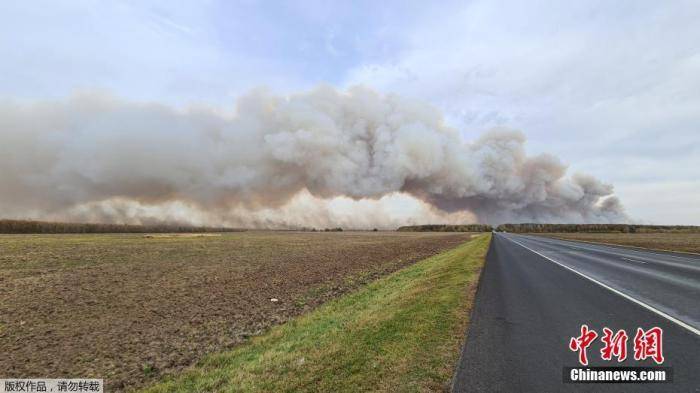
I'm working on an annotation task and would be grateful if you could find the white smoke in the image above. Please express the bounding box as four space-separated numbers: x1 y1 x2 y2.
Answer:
0 86 626 228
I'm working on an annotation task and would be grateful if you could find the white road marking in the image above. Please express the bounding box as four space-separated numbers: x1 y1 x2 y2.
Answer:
502 234 700 337
528 235 700 262
524 235 700 276
628 249 699 261
622 257 648 264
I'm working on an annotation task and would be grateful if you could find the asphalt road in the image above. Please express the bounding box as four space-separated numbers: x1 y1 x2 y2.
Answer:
452 233 700 392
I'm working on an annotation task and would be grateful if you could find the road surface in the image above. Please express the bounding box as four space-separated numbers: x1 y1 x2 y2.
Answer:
453 233 700 392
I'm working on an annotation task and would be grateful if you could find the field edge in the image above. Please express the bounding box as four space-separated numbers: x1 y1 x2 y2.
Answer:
140 234 492 392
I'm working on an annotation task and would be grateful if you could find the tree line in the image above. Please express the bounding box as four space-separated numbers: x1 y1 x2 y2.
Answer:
397 224 493 232
397 223 700 233
3 219 698 234
0 219 244 234
494 223 700 233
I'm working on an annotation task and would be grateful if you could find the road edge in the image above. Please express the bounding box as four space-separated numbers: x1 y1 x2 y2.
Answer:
505 234 700 337
450 233 496 392
537 234 700 257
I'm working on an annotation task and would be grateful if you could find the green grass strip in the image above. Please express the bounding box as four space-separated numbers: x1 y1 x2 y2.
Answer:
142 234 491 393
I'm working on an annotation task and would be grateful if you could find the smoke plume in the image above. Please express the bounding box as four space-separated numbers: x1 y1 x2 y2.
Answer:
0 86 626 228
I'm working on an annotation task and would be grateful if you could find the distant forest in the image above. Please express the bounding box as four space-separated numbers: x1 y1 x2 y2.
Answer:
3 220 699 234
397 224 493 232
398 223 700 233
494 223 700 233
0 219 244 234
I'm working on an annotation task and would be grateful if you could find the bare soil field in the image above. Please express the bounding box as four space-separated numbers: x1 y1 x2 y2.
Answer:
538 232 700 254
0 231 471 391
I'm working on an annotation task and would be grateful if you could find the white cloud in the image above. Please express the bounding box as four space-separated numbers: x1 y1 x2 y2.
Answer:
0 1 309 105
1 0 698 224
344 0 700 224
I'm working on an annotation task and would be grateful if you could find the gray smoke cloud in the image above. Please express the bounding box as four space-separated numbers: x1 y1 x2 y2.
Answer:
0 86 626 228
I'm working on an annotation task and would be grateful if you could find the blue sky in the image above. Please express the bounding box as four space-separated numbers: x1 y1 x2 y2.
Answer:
1 0 699 224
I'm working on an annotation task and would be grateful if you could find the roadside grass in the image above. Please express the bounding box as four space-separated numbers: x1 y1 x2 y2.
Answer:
142 234 491 393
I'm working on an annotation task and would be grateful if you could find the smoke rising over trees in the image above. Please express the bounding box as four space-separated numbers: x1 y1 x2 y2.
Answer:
0 86 627 228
